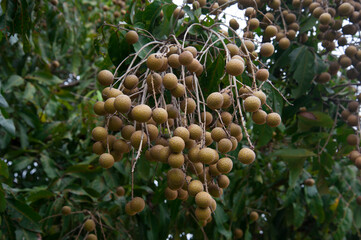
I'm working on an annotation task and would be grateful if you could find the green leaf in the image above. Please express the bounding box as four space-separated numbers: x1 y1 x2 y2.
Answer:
292 202 306 228
108 31 133 68
15 229 38 240
304 186 324 223
253 123 273 147
27 190 54 203
28 72 62 85
288 158 306 188
0 93 9 108
23 82 36 102
199 54 225 95
7 198 41 231
0 159 9 178
273 148 316 158
3 75 24 92
300 16 317 33
334 207 353 240
298 111 334 128
40 154 58 179
214 205 231 239
0 189 6 212
0 113 15 136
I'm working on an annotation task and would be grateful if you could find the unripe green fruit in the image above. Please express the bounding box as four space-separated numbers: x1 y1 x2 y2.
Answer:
125 31 139 44
244 96 261 112
130 197 145 213
92 127 107 141
97 70 114 86
238 147 255 164
99 153 114 168
84 219 96 232
266 112 281 127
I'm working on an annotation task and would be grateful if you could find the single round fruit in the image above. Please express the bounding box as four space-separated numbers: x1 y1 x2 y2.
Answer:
229 18 239 30
93 101 106 116
125 31 139 44
97 70 114 86
174 127 190 141
114 95 132 113
116 186 125 196
188 180 204 196
125 202 136 216
252 110 267 124
195 207 211 221
211 127 227 142
238 148 255 164
316 72 331 84
260 43 274 57
208 184 223 198
348 101 359 112
99 153 114 168
169 136 185 153
165 187 178 200
304 178 315 186
168 54 180 68
200 111 213 126
244 96 261 112
61 206 71 216
265 25 278 38
177 188 189 201
84 219 96 232
180 98 196 114
130 197 145 213
250 211 259 221
188 146 200 163
87 234 98 240
279 37 290 49
188 124 203 140
167 168 185 190
347 114 358 126
152 108 168 124
131 104 152 122
222 93 232 109
234 228 244 239
207 92 224 110
93 141 105 155
349 150 361 162
92 127 107 141
195 191 212 208
217 157 233 174
319 13 331 25
347 134 359 146
255 69 269 81
121 125 135 140
163 73 178 90
124 75 139 89
266 112 281 127
220 112 232 126
130 131 148 149
218 138 232 153
147 54 163 71
179 51 194 65
168 153 185 168
218 175 230 189
226 59 245 76
171 83 185 97
104 98 116 114
199 147 217 164
108 116 123 131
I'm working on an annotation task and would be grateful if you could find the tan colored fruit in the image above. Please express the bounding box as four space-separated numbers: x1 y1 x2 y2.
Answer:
347 134 359 146
227 44 240 56
171 83 186 97
207 92 224 110
253 91 266 105
319 13 331 25
130 130 148 149
152 108 168 124
229 123 242 137
167 168 185 190
218 138 232 153
357 196 361 206
315 72 331 83
347 114 358 126
266 112 281 127
230 18 239 30
125 31 139 44
108 116 123 131
110 151 123 162
241 40 255 53
195 207 211 221
87 234 98 240
99 153 114 168
121 125 135 140
180 98 196 114
346 46 357 58
177 188 189 201
217 157 233 174
238 148 255 164
211 127 227 142
265 25 278 38
304 178 315 186
339 56 351 68
349 150 361 162
179 51 194 65
230 136 238 150
174 127 190 141
131 104 152 122
185 75 195 90
248 18 260 30
255 69 269 81
188 146 201 162
279 37 290 49
168 136 185 153
356 156 361 169
252 110 267 124
92 127 107 141
226 59 245 76
338 2 354 16
208 184 223 198
163 73 178 90
93 101 106 116
244 96 261 112
61 206 71 215
166 104 178 119
165 187 178 200
189 162 203 175
104 98 116 114
195 191 212 208
220 112 232 126
173 7 185 18
124 75 139 90
125 202 136 216
102 135 116 149
234 228 244 239
168 153 184 168
348 101 359 112
199 147 216 164
184 46 197 57
188 124 203 140
84 219 96 232
116 186 125 196
222 93 232 109
97 70 114 86
218 175 230 188
159 146 172 163
114 95 131 113
130 197 145 213
205 132 213 146
186 139 197 149
168 54 180 68
200 111 213 126
210 198 217 212
250 211 259 221
188 180 204 196
147 54 163 71
260 43 274 57
146 73 162 89
93 142 105 155
146 124 159 141
209 164 221 176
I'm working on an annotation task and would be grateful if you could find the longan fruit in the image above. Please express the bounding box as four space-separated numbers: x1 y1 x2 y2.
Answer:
169 136 185 153
198 147 216 164
209 164 221 176
260 43 274 57
116 186 125 197
93 101 107 116
125 202 136 216
250 211 259 221
146 124 159 141
229 123 242 137
252 110 267 124
238 147 255 164
200 111 213 126
218 175 230 189
222 93 232 109
131 104 152 122
220 112 233 126
180 98 196 114
99 153 114 168
87 234 98 240
108 116 123 131
84 219 96 232
227 44 240 56
339 56 351 68
167 168 185 190
104 97 116 114
171 83 186 97
248 18 260 30
125 30 139 45
179 188 190 201
230 18 239 30
347 114 358 126
166 104 179 119
208 184 223 198
315 72 331 84
279 37 290 49
92 127 107 141
168 54 181 68
348 101 359 112
207 92 224 110
163 73 178 90
195 191 212 208
165 187 178 200
241 40 255 53
338 2 354 16
152 108 168 124
93 141 105 155
230 136 238 150
205 132 213 146
195 207 211 221
357 196 361 206
159 146 172 163
349 150 361 162
174 127 190 141
356 156 361 169
319 13 331 25
114 95 132 113
130 130 148 149
255 69 269 81
146 73 163 89
184 46 197 57
218 138 232 153
265 25 278 38
185 75 195 90
304 178 315 186
173 7 185 18
102 135 116 149
244 96 261 112
347 134 359 146
97 70 114 86
179 51 194 65
217 157 233 174
253 90 267 105
147 54 163 71
168 153 185 168
234 228 244 239
226 59 245 76
130 197 145 213
124 75 139 90
121 125 135 140
266 112 281 127
211 127 227 142
61 206 71 215
188 146 201 162
187 180 203 197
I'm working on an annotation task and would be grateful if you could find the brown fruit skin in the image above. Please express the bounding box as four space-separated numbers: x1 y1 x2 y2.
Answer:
238 148 255 164
304 178 315 186
341 109 351 120
125 31 139 45
167 168 185 190
253 90 267 105
188 124 203 140
97 70 114 86
188 180 204 196
147 54 163 71
121 125 135 140
347 114 358 127
218 138 232 153
61 206 71 215
211 127 227 142
255 69 269 81
168 153 185 168
252 110 267 125
279 37 290 49
266 112 281 127
315 72 331 84
108 116 123 131
349 150 361 162
165 187 178 200
230 18 239 30
234 228 244 239
207 92 224 110
104 98 116 114
131 104 152 122
217 157 233 174
180 98 196 114
168 54 181 68
244 96 261 112
130 131 148 149
347 101 359 112
195 207 211 221
99 153 115 169
249 211 259 221
152 108 168 124
225 59 245 76
93 142 105 155
260 43 274 57
218 175 230 189
174 127 190 141
179 51 193 65
168 136 185 153
116 186 125 197
163 73 178 90
347 134 359 146
114 95 132 113
130 197 145 213
84 219 96 232
198 147 216 164
87 234 98 240
93 101 107 116
195 191 212 208
356 156 361 169
124 75 139 89
125 202 136 216
92 127 107 141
